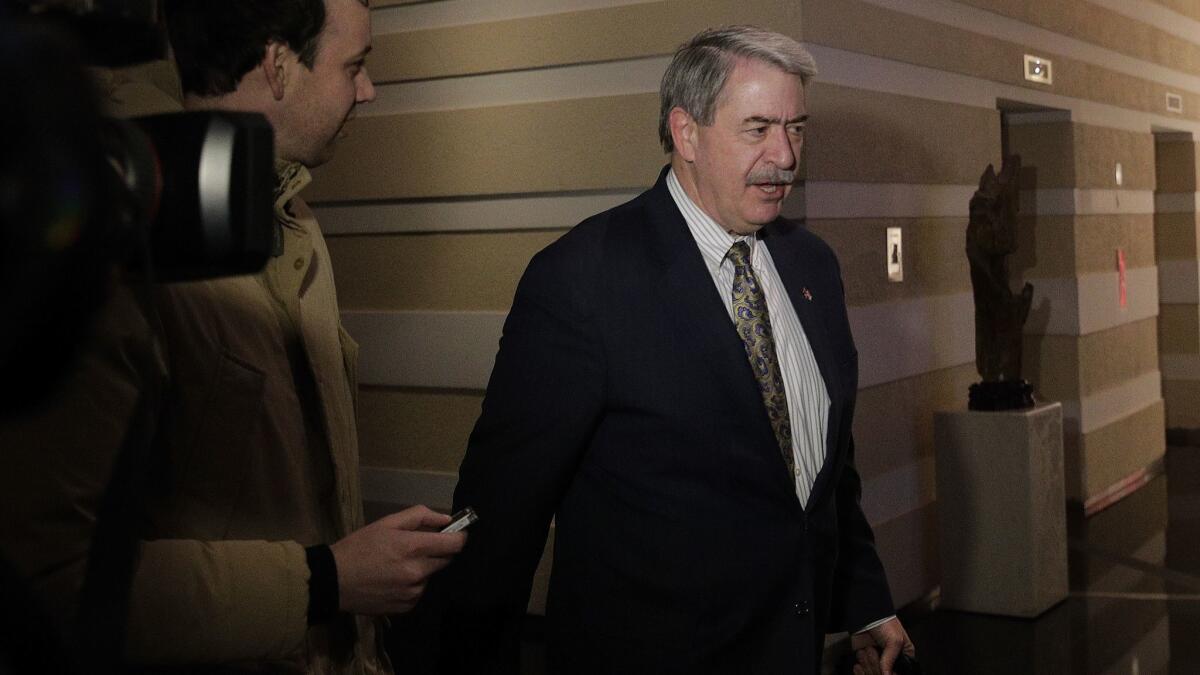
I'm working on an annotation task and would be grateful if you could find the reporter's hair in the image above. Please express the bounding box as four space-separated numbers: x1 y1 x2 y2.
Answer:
165 0 368 97
658 25 817 153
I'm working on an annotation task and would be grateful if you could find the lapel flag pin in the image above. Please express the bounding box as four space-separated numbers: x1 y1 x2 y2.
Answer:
802 287 813 301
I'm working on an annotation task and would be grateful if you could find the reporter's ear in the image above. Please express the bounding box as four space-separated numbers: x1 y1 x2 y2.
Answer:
261 41 290 101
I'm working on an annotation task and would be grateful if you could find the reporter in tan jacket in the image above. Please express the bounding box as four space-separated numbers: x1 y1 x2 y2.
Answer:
0 1 463 671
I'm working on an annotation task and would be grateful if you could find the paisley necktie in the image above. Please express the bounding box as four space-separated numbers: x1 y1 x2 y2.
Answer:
728 241 794 475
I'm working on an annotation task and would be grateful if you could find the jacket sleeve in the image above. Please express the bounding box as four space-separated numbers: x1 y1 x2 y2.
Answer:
426 234 606 674
828 434 895 632
0 286 311 665
823 248 895 632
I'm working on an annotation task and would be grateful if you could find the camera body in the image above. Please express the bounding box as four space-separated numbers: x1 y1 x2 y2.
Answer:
0 3 275 411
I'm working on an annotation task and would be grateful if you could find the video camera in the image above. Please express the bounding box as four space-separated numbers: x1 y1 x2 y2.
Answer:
0 0 277 411
1 3 281 672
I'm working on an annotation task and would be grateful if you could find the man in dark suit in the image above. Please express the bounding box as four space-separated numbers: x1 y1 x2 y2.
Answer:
432 25 915 675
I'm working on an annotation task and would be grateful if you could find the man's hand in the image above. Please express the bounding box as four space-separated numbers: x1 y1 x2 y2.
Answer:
331 505 466 615
849 617 915 675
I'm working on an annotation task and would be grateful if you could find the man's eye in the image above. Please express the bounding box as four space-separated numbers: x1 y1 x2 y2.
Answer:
747 127 767 136
787 125 805 136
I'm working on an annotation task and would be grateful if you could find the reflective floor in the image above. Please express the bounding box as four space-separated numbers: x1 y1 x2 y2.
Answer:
519 447 1200 674
903 445 1200 675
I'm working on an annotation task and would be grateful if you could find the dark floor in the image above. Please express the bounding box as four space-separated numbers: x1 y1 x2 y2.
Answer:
901 445 1200 675
518 446 1200 674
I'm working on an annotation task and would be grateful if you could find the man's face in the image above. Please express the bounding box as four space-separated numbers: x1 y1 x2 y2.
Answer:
281 0 375 167
685 58 807 235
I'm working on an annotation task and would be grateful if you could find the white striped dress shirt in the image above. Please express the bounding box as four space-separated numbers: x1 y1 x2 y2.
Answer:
667 169 830 508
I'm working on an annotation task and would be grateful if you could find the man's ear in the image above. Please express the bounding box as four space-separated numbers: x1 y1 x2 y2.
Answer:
261 41 291 101
669 107 699 162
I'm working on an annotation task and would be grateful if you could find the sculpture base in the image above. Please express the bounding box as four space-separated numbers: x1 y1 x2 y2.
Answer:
934 403 1067 617
969 380 1035 411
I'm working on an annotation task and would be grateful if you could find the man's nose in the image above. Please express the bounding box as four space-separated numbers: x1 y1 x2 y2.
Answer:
766 126 797 170
357 69 377 104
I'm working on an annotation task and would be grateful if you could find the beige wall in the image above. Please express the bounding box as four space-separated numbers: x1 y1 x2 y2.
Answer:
1156 135 1200 428
313 0 1200 612
1008 115 1166 506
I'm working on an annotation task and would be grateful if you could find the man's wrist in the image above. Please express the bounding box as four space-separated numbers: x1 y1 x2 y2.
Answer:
853 615 896 635
304 544 340 625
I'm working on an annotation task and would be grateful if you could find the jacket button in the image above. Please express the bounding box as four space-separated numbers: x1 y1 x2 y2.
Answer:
294 257 305 270
794 601 810 617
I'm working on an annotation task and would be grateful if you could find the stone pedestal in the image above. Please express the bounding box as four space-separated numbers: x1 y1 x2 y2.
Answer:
934 402 1067 617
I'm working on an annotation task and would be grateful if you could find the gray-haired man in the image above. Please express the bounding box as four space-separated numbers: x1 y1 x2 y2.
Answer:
429 25 914 675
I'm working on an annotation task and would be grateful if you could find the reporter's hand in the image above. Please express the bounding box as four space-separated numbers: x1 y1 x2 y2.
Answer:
331 505 466 615
849 617 915 675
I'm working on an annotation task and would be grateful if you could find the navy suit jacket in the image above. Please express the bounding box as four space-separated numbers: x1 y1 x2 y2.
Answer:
429 167 894 674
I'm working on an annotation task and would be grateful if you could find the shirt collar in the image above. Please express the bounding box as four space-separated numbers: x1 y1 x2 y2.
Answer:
274 159 312 229
666 168 757 276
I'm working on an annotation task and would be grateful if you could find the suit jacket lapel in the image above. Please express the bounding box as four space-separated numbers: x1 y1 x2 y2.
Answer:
644 170 787 466
763 226 844 508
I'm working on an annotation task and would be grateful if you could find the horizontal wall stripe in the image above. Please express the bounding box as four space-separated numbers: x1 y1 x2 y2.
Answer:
362 4 1200 136
865 0 1200 95
345 278 1161 390
1077 318 1162 399
806 44 1200 137
1027 266 1159 336
342 310 505 389
804 44 995 112
1160 304 1200 354
1074 398 1165 501
1150 0 1200 24
1159 260 1200 304
858 456 934 527
366 0 793 84
853 363 978 478
849 292 975 389
1071 214 1157 275
805 82 1001 186
314 190 641 234
800 182 976 219
1022 189 1156 216
1061 371 1163 435
1077 267 1160 335
808 0 1200 126
316 182 974 236
1155 192 1200 214
808 218 973 307
311 61 1190 204
1089 0 1200 47
361 56 668 116
1163 379 1200 427
1075 190 1155 216
373 0 659 34
1154 212 1200 261
308 93 664 202
345 295 977 391
328 231 556 311
361 467 456 511
1162 354 1200 381
356 387 481 471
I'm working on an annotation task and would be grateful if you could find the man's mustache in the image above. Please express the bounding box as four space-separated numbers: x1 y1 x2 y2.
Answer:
746 168 797 185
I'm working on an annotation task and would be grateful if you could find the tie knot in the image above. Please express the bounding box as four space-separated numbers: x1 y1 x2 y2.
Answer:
727 241 752 270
